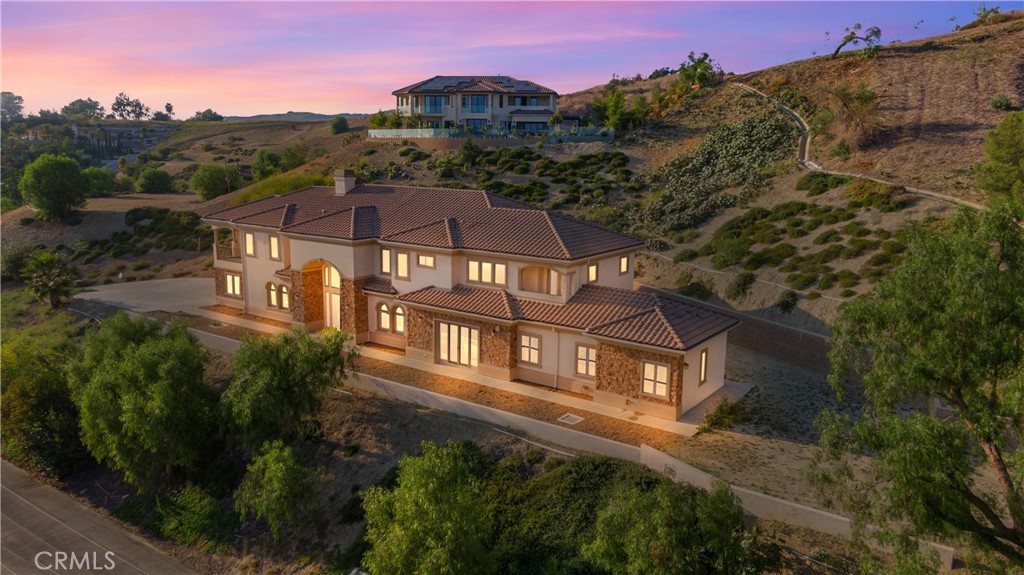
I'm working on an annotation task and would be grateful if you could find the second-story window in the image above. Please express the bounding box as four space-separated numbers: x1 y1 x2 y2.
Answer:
417 254 435 269
468 260 506 286
425 95 444 114
396 252 410 280
244 232 255 257
269 236 280 260
587 263 598 283
619 255 629 275
470 95 488 113
381 248 391 275
520 266 561 295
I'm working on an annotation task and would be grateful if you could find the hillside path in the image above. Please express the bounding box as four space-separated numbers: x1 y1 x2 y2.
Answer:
730 82 986 211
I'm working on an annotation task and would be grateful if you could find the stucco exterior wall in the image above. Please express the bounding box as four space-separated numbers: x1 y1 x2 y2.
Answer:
679 332 729 413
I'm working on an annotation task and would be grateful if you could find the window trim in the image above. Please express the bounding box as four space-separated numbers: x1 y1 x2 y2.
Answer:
269 235 280 261
587 263 598 284
381 247 392 275
467 259 507 287
641 360 670 399
244 232 255 257
416 253 436 269
393 306 405 335
280 285 289 310
619 255 629 275
267 283 278 307
519 333 541 366
575 344 596 378
396 251 410 280
699 348 709 385
378 303 391 331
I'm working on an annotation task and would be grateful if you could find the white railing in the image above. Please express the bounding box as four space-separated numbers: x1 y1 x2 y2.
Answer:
368 126 614 140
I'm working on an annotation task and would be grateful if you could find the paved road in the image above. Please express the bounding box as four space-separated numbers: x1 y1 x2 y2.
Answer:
1 461 197 575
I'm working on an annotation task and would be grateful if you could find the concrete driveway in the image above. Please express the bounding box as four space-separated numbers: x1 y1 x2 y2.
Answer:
1 461 197 575
74 278 215 315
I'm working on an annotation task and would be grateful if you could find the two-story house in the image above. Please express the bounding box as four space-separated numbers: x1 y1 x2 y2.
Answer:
392 75 558 133
201 170 739 420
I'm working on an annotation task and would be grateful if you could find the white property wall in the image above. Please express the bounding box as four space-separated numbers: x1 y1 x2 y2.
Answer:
679 332 729 413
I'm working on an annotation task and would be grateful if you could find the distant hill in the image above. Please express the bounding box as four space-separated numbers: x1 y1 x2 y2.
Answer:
224 111 371 122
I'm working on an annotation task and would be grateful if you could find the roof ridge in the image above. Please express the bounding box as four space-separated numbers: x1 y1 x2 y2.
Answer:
228 203 288 223
203 186 320 220
384 217 451 243
499 289 521 320
281 207 351 230
444 218 459 248
279 204 296 227
651 304 687 350
543 212 571 259
396 284 437 301
587 306 657 333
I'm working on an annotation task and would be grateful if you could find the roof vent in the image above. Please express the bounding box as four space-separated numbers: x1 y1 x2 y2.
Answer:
334 169 356 196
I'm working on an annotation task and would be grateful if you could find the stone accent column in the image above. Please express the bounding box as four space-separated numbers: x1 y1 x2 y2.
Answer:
301 268 324 324
481 322 516 370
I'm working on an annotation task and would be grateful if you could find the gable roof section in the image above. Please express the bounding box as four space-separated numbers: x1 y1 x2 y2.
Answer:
393 76 556 96
203 185 641 261
399 283 738 352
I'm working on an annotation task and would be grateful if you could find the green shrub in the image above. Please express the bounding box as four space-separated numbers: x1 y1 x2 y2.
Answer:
744 243 796 270
814 229 842 245
331 116 349 134
990 93 1012 111
840 288 856 297
154 484 237 551
836 270 860 288
673 249 698 263
679 280 714 300
786 272 818 290
866 252 892 267
697 397 747 434
806 291 821 300
840 221 872 238
796 172 851 196
709 238 751 269
817 272 838 290
776 291 799 313
842 238 880 258
725 272 756 301
829 139 850 159
845 180 906 212
1 241 38 281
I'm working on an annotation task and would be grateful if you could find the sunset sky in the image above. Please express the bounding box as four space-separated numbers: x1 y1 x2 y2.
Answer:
2 1 980 117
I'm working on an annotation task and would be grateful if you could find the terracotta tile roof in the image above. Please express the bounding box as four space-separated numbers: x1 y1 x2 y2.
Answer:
399 283 738 352
274 267 293 279
393 76 556 96
203 185 641 261
363 276 398 295
399 284 521 321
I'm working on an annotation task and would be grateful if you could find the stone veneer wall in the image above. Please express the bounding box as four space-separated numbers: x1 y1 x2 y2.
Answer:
595 343 682 407
294 269 324 323
339 278 369 337
406 308 515 369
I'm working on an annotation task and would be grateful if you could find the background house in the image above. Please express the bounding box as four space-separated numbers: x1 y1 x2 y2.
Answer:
392 76 559 133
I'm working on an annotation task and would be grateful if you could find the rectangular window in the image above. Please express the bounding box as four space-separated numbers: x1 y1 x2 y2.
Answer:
244 233 255 257
470 94 488 113
417 254 435 269
425 95 444 115
529 96 538 106
699 348 709 385
269 236 280 260
438 321 479 367
548 269 561 295
587 263 598 283
396 252 410 280
381 248 391 275
281 286 290 310
269 285 278 307
225 273 242 296
642 361 669 398
619 255 629 275
519 334 540 365
575 345 596 377
468 260 506 286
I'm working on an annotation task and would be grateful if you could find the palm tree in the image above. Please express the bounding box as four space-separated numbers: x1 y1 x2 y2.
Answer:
24 251 76 308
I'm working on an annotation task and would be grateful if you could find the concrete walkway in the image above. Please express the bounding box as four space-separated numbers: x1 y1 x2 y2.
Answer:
1 461 197 575
74 279 747 437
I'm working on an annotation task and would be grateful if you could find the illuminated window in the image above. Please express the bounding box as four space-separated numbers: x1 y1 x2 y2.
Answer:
397 252 410 280
268 283 278 307
226 273 242 296
587 263 598 283
575 345 596 377
642 361 669 398
378 303 391 331
438 321 479 367
468 260 506 286
244 233 255 257
699 348 709 385
394 306 405 334
381 248 391 275
280 285 289 310
269 236 280 260
619 255 629 275
417 254 435 269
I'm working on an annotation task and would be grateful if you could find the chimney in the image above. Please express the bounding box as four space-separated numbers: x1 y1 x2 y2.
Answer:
334 169 356 196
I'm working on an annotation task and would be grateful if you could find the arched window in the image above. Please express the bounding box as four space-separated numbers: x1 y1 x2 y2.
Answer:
394 306 406 334
280 285 290 310
267 283 278 307
378 303 391 331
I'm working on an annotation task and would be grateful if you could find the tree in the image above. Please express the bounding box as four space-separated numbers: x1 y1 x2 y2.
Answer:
816 206 1024 567
974 110 1024 208
135 168 175 194
19 154 87 221
111 92 150 120
251 150 281 181
1 325 90 477
83 166 118 197
592 88 627 130
68 313 216 490
150 111 172 121
831 23 882 58
362 441 495 575
679 51 719 88
189 163 241 201
190 109 223 122
330 115 349 134
164 102 174 117
584 481 778 574
233 440 318 542
23 251 76 308
2 91 25 126
222 329 355 450
61 98 105 119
